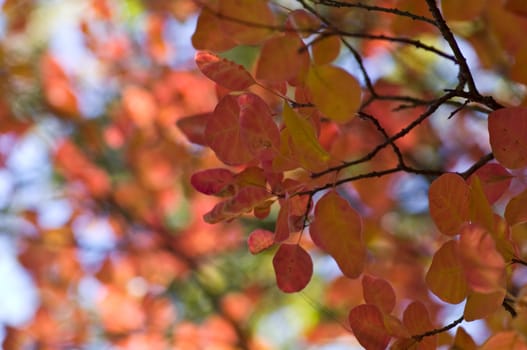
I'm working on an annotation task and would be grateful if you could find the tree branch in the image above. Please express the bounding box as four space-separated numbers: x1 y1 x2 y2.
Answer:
412 315 464 342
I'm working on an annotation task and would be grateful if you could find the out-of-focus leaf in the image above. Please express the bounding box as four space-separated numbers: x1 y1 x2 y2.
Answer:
362 275 396 314
488 107 527 169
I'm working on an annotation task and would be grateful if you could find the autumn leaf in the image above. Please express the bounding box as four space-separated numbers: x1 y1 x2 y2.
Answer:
195 51 255 91
310 190 365 278
273 244 313 293
428 173 470 236
348 304 391 350
488 107 527 169
190 168 235 196
247 229 274 254
362 275 396 314
306 64 361 123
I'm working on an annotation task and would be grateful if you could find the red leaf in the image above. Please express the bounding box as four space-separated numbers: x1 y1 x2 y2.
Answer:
205 95 254 165
273 244 313 293
310 190 365 278
505 188 527 226
176 113 211 146
488 107 527 169
190 168 235 196
469 163 512 204
428 173 470 235
362 275 396 314
195 51 255 91
247 229 274 254
348 304 391 350
238 93 280 160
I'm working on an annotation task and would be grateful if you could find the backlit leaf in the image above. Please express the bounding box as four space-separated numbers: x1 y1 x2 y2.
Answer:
403 301 436 350
488 107 527 169
238 93 280 160
425 240 468 304
285 9 321 38
205 95 254 165
177 113 211 146
348 304 391 350
468 176 494 232
362 275 396 314
190 168 235 196
459 225 506 293
282 103 330 171
310 190 365 278
464 289 506 321
505 189 527 226
255 33 309 83
273 244 313 293
469 163 512 204
306 64 361 123
247 229 274 254
311 33 341 65
428 173 470 236
192 8 237 51
453 327 477 350
217 0 275 45
480 331 527 350
441 0 485 21
195 51 255 91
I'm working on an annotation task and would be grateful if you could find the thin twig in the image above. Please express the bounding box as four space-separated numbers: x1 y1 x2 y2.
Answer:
412 315 464 342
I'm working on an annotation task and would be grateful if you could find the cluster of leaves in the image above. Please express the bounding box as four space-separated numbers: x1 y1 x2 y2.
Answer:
181 0 527 348
4 0 527 349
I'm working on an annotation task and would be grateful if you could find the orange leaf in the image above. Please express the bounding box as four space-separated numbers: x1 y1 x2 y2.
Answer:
205 95 254 165
459 225 506 293
464 289 506 321
273 244 313 293
310 190 365 278
362 275 396 314
306 64 361 123
488 107 527 169
453 327 477 350
217 0 275 45
403 301 436 350
480 331 527 350
195 51 255 91
192 8 237 51
285 9 321 38
428 173 470 236
468 176 495 232
441 0 485 21
255 33 309 83
425 240 468 304
505 189 527 226
312 33 341 65
247 229 275 254
348 304 391 350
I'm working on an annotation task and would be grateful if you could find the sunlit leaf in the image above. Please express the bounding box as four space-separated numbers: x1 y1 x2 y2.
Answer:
441 0 485 21
310 190 365 278
403 301 436 350
453 327 477 350
425 240 468 304
468 176 494 231
192 8 237 51
480 331 527 350
190 168 235 196
348 304 391 350
362 275 396 314
282 103 330 171
488 107 527 169
311 33 341 65
428 173 470 236
255 33 309 83
217 0 275 45
195 51 255 91
205 95 254 165
273 244 313 293
238 93 280 160
505 189 527 226
247 229 274 254
469 163 512 204
306 64 361 123
464 289 506 321
177 113 211 146
459 225 506 293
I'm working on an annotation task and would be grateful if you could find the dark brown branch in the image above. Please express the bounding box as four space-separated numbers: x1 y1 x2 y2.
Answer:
314 0 436 25
412 315 464 342
459 153 494 179
503 297 518 318
424 0 478 94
